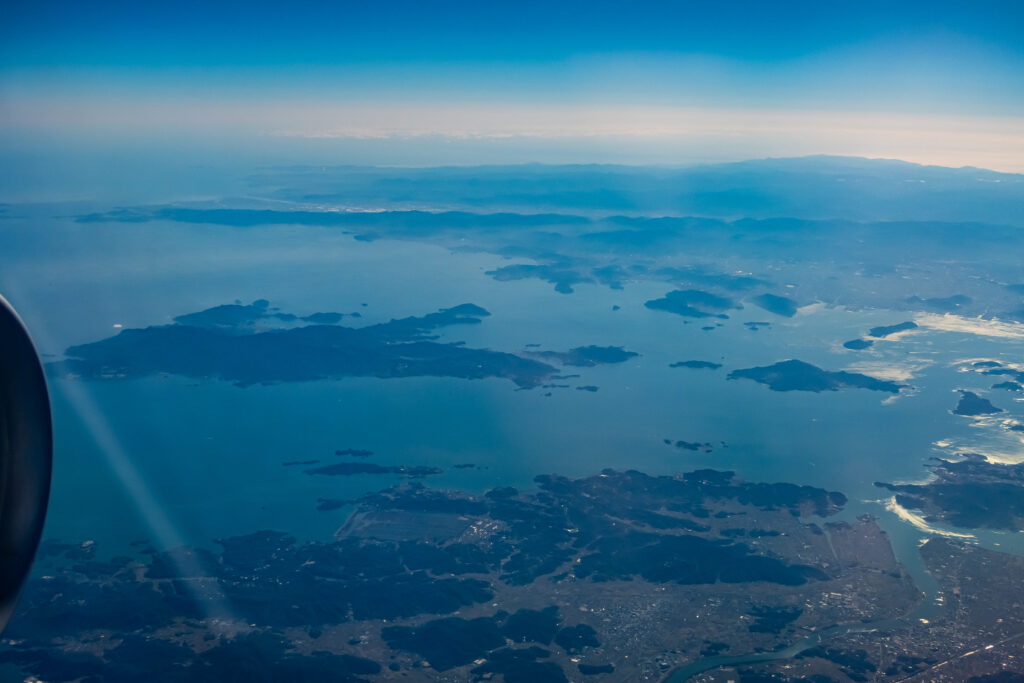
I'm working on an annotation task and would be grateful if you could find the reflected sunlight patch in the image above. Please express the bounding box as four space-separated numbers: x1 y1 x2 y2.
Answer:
884 497 975 539
844 360 931 383
954 357 1024 373
916 314 1024 340
795 302 827 316
931 424 1024 466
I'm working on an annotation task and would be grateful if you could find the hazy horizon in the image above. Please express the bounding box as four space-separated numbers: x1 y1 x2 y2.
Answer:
4 1 1024 176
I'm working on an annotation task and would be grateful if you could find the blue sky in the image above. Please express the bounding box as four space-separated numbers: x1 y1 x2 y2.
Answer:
2 0 1023 171
4 0 1023 70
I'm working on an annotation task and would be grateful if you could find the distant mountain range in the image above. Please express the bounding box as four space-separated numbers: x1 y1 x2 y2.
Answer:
244 155 1024 227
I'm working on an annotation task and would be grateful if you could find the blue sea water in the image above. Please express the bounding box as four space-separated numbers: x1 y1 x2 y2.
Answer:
2 212 1022 588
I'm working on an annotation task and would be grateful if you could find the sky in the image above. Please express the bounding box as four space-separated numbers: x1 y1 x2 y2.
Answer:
2 0 1024 174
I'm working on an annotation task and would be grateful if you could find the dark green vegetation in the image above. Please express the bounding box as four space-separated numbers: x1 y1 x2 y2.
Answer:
952 390 1003 416
1 469 850 681
579 662 615 675
747 605 803 634
381 617 505 670
867 321 918 338
727 359 903 393
471 647 568 683
345 468 843 587
574 532 826 585
0 630 384 683
502 607 560 644
553 624 601 653
380 614 580 680
52 302 558 388
877 455 1024 531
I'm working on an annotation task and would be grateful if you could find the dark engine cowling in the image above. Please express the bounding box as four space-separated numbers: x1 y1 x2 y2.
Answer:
0 296 53 633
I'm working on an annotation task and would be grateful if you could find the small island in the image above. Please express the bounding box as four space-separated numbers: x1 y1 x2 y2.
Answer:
664 439 714 453
530 345 638 367
867 321 918 338
843 338 874 350
644 289 738 319
951 390 1003 416
670 360 722 370
750 293 799 317
727 359 903 393
51 301 560 388
974 360 1024 384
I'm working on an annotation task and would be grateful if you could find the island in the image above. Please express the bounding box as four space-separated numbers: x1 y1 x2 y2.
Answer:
644 289 738 319
951 390 1003 416
530 345 638 367
168 299 361 330
664 439 714 453
843 338 874 350
727 359 903 393
670 360 723 370
976 360 1024 384
867 321 918 338
51 302 559 389
750 293 799 317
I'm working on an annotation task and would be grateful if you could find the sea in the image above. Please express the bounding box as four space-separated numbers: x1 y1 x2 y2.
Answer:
2 207 1023 607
